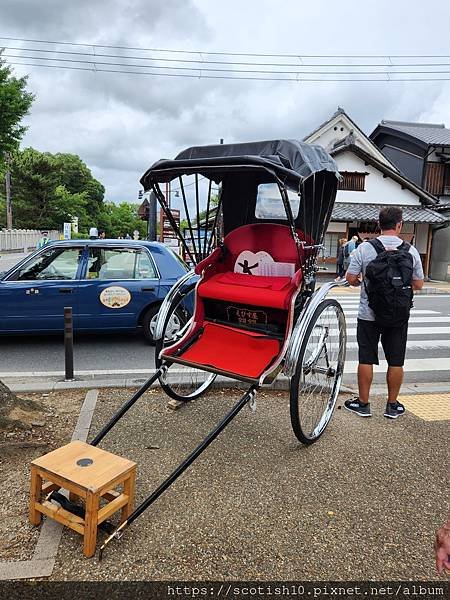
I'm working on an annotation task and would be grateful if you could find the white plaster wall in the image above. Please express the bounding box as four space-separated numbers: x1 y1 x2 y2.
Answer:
327 222 347 233
334 151 421 206
309 119 351 152
415 223 429 253
306 115 394 168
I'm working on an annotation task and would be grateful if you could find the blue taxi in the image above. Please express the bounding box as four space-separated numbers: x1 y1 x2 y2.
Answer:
0 239 189 342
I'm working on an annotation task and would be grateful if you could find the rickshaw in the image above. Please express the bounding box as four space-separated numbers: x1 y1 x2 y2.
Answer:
47 140 347 558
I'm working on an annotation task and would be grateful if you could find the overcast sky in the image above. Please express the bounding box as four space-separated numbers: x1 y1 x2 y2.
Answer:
1 0 450 204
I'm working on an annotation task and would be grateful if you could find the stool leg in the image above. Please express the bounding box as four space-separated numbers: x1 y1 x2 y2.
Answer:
83 492 99 558
29 468 42 526
120 472 136 523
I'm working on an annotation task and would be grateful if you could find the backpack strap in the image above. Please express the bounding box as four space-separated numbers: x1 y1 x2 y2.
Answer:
368 238 385 255
398 241 411 252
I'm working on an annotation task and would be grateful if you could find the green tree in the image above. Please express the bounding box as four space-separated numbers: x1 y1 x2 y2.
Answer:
98 202 147 238
4 147 105 230
0 52 34 158
0 55 41 427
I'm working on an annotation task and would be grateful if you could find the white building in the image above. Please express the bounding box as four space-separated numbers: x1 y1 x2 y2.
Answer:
303 108 446 276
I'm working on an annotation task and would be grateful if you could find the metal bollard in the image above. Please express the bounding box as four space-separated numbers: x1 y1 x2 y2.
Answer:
64 306 74 381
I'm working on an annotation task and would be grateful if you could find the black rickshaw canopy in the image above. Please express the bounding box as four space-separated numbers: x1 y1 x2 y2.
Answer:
140 139 340 265
141 139 339 190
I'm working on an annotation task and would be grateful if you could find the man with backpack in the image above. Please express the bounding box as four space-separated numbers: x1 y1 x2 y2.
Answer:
344 207 424 419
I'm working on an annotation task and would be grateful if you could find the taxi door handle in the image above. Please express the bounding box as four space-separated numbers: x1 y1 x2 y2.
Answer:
59 288 74 294
141 287 155 292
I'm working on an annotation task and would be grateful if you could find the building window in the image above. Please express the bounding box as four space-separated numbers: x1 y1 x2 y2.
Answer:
338 172 367 192
444 164 450 196
322 232 341 259
255 183 300 220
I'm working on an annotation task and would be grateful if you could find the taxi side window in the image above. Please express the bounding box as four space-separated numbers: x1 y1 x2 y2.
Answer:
13 248 82 281
86 248 157 280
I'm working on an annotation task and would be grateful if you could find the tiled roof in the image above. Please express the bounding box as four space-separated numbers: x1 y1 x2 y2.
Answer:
332 203 447 223
380 120 450 146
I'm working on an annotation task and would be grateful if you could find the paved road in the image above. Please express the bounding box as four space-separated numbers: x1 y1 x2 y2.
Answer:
332 294 450 384
0 251 30 274
0 295 449 384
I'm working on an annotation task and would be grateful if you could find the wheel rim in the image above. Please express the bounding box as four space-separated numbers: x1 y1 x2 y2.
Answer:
295 302 346 441
149 311 182 342
156 290 216 400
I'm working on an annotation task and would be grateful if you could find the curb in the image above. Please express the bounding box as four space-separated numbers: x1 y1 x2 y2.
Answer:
6 376 450 396
0 390 100 581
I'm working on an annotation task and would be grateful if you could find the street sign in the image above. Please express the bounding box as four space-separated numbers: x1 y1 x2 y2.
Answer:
63 222 72 240
160 209 180 243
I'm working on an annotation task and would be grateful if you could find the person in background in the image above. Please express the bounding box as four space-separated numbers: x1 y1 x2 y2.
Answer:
98 229 106 239
89 227 98 240
36 231 50 249
335 237 347 281
343 235 359 271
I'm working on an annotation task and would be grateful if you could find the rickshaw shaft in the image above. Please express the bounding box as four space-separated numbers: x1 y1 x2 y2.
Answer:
126 384 258 525
91 366 165 446
99 384 259 559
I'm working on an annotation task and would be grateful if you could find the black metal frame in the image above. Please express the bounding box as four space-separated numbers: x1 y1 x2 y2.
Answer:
98 382 258 559
47 362 259 560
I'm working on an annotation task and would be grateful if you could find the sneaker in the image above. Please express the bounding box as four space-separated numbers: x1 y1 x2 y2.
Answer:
384 401 406 419
344 398 372 417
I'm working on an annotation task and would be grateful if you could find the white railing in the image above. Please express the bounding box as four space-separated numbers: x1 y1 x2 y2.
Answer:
0 229 60 252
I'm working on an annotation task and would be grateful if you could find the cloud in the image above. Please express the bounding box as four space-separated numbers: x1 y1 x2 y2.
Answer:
1 0 450 203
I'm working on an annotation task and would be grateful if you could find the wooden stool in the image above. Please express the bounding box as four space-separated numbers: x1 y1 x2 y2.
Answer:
29 440 136 557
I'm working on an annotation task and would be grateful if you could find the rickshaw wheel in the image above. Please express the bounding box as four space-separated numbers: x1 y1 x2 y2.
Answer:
290 299 346 445
155 291 216 402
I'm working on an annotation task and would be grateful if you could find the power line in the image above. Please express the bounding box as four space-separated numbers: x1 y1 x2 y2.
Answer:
7 53 450 76
2 44 450 69
1 34 450 60
9 61 450 82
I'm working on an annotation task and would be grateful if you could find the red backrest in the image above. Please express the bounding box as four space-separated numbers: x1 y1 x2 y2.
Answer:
223 223 305 271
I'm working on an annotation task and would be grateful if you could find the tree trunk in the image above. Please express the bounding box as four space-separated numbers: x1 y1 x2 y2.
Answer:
0 380 45 431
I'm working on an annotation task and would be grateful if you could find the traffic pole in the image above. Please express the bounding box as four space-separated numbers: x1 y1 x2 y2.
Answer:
64 306 74 381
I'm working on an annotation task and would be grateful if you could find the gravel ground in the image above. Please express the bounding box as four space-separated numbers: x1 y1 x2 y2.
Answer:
47 386 448 581
0 390 85 562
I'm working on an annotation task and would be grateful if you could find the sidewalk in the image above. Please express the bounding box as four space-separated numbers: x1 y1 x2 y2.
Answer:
24 387 450 580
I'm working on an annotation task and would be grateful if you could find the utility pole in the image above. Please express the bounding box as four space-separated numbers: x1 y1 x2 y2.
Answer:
4 152 12 230
148 191 157 241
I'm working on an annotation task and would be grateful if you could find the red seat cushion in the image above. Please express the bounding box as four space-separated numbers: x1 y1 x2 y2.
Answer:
180 322 281 379
198 272 295 309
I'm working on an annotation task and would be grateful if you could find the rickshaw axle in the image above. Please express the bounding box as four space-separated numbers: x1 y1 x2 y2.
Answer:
99 384 259 560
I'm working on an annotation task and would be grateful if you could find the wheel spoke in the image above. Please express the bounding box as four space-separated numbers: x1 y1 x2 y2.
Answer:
290 299 346 443
156 289 216 401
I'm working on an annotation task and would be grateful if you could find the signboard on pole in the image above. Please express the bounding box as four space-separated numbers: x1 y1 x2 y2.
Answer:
63 222 72 240
160 208 181 254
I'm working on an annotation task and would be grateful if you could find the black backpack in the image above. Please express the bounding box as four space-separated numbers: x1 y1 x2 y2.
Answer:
364 239 414 326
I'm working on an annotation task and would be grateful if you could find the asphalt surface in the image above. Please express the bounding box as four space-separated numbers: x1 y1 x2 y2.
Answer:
0 251 29 274
0 296 449 384
1 250 449 384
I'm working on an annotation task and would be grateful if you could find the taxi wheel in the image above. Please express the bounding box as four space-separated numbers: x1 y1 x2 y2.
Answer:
143 304 184 345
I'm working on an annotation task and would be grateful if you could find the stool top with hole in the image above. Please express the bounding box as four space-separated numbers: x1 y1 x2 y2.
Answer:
31 440 136 494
